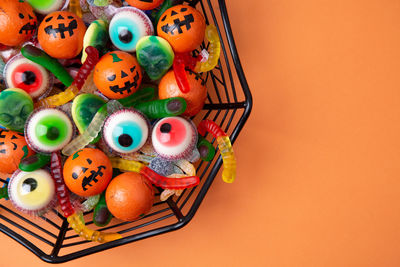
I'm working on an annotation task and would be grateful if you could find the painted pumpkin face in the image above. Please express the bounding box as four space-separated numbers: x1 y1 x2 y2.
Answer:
0 129 34 174
125 0 164 10
38 11 86 59
157 5 205 53
158 69 207 116
63 148 112 197
94 51 143 99
0 0 37 46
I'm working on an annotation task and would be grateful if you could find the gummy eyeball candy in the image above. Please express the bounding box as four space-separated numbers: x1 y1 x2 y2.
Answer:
157 5 205 53
94 51 143 99
0 0 38 47
0 130 34 174
136 36 174 80
151 117 197 159
126 0 164 10
63 148 113 197
38 11 87 59
103 108 149 155
0 88 34 133
8 169 55 216
109 7 154 52
25 108 74 154
4 55 53 99
27 0 67 15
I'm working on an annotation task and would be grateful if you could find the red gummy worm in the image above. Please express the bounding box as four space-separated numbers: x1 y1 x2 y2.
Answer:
173 60 191 93
72 46 99 90
50 152 75 218
197 120 226 138
141 166 200 190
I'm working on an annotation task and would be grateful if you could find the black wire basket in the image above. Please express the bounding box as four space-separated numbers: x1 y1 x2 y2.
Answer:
0 0 252 263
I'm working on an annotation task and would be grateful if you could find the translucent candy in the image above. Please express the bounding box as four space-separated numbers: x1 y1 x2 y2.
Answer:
198 120 236 183
62 105 107 156
217 136 236 183
134 97 187 119
81 195 101 212
35 84 79 108
69 0 83 18
67 212 122 243
110 157 200 189
195 25 221 73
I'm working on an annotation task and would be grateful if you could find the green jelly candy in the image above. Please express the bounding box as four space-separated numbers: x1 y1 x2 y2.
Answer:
136 36 174 80
135 97 187 119
19 154 51 172
197 136 216 162
72 94 106 143
82 20 109 63
93 192 113 227
0 88 33 132
27 0 66 15
118 86 156 107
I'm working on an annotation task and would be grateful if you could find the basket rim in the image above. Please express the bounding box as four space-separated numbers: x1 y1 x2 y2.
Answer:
0 0 253 263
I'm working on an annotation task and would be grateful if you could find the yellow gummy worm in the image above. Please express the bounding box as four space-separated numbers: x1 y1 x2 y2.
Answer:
110 157 144 173
67 213 122 243
195 25 221 73
69 0 83 18
36 84 79 108
217 136 236 183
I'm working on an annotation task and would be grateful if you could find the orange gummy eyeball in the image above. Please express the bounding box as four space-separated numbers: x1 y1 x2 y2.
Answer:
94 51 143 99
157 5 205 53
105 172 154 221
125 0 164 10
159 69 207 116
63 148 112 197
0 0 37 46
0 130 34 174
38 11 86 59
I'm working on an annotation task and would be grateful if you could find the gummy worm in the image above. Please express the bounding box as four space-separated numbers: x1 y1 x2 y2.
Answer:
36 47 100 108
195 25 221 73
197 120 236 183
173 52 199 93
109 157 200 189
19 154 51 172
134 97 187 119
118 86 156 107
81 195 100 213
21 45 74 87
62 104 107 156
69 0 83 18
51 152 121 243
50 152 75 218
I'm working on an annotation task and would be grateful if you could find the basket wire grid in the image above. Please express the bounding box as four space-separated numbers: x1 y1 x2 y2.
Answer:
0 0 253 263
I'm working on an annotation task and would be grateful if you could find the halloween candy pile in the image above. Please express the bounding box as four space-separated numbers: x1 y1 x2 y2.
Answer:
0 0 236 243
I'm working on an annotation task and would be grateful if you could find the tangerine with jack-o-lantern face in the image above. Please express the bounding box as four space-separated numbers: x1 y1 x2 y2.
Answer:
157 5 205 53
0 129 34 174
63 148 112 197
126 0 164 10
0 0 37 46
38 11 86 59
94 51 143 100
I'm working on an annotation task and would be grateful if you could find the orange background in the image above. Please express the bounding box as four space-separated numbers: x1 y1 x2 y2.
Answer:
2 0 400 266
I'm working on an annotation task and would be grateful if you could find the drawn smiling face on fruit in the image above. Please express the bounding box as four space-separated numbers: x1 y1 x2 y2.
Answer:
157 5 205 53
0 129 34 174
63 148 112 197
94 51 143 99
0 0 38 46
38 11 86 59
